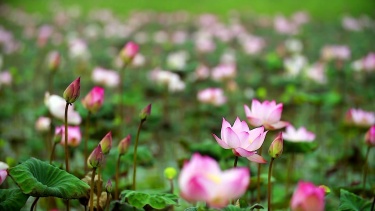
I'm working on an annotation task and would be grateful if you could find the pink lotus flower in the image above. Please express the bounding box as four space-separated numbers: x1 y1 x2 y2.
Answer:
244 99 289 130
197 88 227 106
0 161 8 185
45 93 81 125
362 52 375 72
346 108 375 127
290 181 325 211
81 86 104 113
0 71 12 87
213 117 267 163
92 67 119 88
35 116 51 132
211 63 236 81
179 153 249 208
56 125 82 147
365 125 375 147
282 125 315 142
120 41 139 64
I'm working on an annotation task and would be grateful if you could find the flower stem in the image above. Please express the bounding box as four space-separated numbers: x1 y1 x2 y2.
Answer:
30 197 40 211
106 191 110 211
84 111 91 172
234 156 238 168
362 146 371 190
89 167 97 211
132 120 144 190
371 195 375 211
97 167 102 209
257 146 263 202
268 158 275 211
64 102 70 211
169 179 174 194
115 155 121 200
285 153 295 193
49 142 57 164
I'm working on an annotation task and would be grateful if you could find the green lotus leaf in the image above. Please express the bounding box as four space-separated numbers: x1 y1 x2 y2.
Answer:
8 157 90 199
120 190 178 209
339 189 372 211
0 188 29 210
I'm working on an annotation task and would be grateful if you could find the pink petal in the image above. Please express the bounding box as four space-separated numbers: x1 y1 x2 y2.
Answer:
181 175 210 202
213 134 230 149
247 154 267 163
224 127 241 148
247 117 263 127
234 148 255 157
247 130 268 151
266 103 283 124
244 104 252 116
266 121 289 130
221 167 250 199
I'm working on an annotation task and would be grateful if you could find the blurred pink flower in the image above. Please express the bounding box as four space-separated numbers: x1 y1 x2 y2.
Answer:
365 125 375 147
213 117 267 163
244 99 289 130
120 41 139 64
81 86 105 114
37 25 53 47
306 63 327 84
211 63 236 81
44 93 82 125
68 38 90 60
282 125 315 142
197 88 227 106
92 67 119 88
56 125 82 147
0 71 12 87
290 181 325 211
362 52 375 72
346 108 375 127
240 35 266 55
194 64 210 80
46 51 61 72
149 69 185 92
0 161 8 185
35 116 51 132
342 16 362 31
178 153 249 208
321 45 351 61
274 16 299 35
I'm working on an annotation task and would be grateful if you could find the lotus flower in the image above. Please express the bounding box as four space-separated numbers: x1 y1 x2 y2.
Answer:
213 117 267 163
35 116 51 132
45 93 82 125
81 86 104 113
365 125 375 147
282 125 315 142
92 67 119 88
0 161 8 185
290 181 325 211
197 88 227 106
346 108 375 127
179 153 249 208
56 125 82 147
244 99 289 130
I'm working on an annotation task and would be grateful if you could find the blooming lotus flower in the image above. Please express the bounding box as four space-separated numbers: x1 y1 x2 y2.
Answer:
92 67 119 88
0 161 8 185
45 93 82 125
211 63 236 81
35 116 51 132
81 86 104 113
346 108 375 127
365 125 375 147
197 88 227 106
290 181 325 211
56 125 82 147
282 125 315 142
213 117 267 163
179 153 249 208
244 99 289 130
321 45 351 61
149 69 185 92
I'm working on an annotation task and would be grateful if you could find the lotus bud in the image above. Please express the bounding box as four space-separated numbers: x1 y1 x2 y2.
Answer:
269 132 283 158
87 144 103 169
118 135 131 156
47 51 61 72
63 77 80 104
139 104 151 121
365 125 375 147
35 116 51 132
0 169 7 185
81 86 104 113
105 179 112 193
164 167 177 180
99 131 112 155
53 127 63 144
119 42 139 65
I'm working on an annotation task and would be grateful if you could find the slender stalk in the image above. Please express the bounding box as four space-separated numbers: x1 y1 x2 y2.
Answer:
64 102 70 211
234 156 239 168
84 112 91 172
115 155 121 199
268 158 275 211
362 147 371 190
97 167 101 209
89 168 97 211
106 192 110 211
371 195 375 211
132 120 144 190
169 179 174 194
49 143 57 164
30 197 40 211
285 154 295 193
257 146 263 202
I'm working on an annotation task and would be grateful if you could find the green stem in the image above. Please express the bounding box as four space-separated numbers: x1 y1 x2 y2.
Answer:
169 179 174 194
115 155 121 200
362 147 371 190
371 195 375 211
132 120 144 190
106 192 110 211
268 158 275 211
257 146 263 202
30 197 40 211
64 102 70 211
285 154 295 193
89 168 97 211
84 112 91 172
49 143 57 164
234 156 238 168
97 167 101 209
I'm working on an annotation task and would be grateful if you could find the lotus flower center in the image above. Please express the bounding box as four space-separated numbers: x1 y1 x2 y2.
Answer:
206 173 221 184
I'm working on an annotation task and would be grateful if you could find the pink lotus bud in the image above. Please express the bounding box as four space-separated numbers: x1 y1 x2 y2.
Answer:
56 126 82 147
35 116 51 132
53 127 63 144
269 133 283 158
120 42 139 65
139 104 151 121
63 77 81 104
105 179 112 192
118 135 131 156
47 51 61 72
290 181 325 211
87 144 104 168
99 131 112 155
365 125 375 147
0 169 7 185
81 86 104 113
